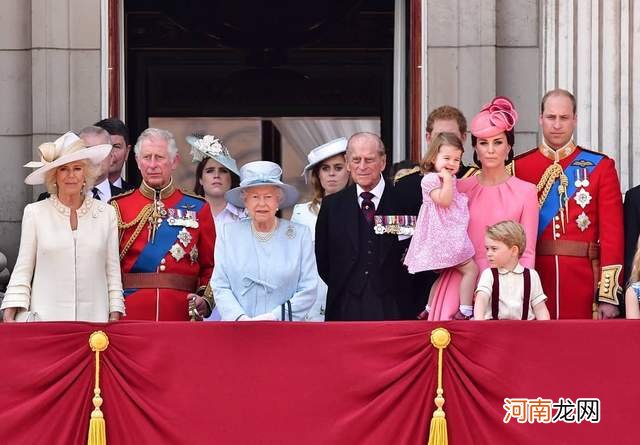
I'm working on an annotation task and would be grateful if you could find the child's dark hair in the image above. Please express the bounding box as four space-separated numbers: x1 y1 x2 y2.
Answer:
419 132 464 173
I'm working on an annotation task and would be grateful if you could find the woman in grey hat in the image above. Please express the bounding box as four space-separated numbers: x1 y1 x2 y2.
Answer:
1 132 125 322
188 134 246 230
211 161 317 321
291 138 349 321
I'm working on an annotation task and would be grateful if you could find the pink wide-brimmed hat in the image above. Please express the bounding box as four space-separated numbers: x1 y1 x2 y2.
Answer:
469 96 519 138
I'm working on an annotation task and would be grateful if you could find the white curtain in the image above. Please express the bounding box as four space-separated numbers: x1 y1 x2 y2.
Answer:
272 118 380 160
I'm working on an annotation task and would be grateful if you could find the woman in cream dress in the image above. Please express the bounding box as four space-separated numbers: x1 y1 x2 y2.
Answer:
1 132 125 322
291 138 350 321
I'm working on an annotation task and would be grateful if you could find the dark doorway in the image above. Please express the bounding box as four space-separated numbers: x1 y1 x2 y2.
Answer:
125 0 395 185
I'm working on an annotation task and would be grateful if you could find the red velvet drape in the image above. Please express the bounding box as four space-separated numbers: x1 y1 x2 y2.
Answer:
0 321 638 444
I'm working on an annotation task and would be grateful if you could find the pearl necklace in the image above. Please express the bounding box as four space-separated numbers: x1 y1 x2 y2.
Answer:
251 220 278 242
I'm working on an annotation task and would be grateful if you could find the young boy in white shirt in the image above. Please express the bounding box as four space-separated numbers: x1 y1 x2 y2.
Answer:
474 220 550 320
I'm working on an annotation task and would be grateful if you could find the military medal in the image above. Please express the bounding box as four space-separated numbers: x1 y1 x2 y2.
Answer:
574 188 592 209
286 224 295 239
189 246 199 263
170 243 186 262
168 208 200 228
574 168 590 188
576 212 591 231
373 215 416 235
177 227 192 247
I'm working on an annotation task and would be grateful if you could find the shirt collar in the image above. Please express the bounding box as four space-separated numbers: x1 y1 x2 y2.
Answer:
95 179 111 196
538 138 577 162
224 202 244 217
356 175 385 199
497 262 525 275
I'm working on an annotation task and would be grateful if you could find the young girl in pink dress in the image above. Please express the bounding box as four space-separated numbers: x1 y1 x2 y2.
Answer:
404 132 478 319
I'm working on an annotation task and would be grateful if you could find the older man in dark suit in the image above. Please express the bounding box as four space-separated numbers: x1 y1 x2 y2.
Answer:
315 132 410 320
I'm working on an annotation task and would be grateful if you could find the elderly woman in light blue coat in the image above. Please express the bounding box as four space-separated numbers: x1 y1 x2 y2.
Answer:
211 161 317 321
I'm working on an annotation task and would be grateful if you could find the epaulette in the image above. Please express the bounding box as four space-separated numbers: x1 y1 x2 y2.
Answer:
578 146 611 159
461 165 481 179
513 147 538 161
110 188 135 201
393 166 421 184
180 189 207 201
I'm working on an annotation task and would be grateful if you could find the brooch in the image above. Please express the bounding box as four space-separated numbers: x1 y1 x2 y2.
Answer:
170 243 186 262
177 227 192 247
286 224 295 239
576 212 591 231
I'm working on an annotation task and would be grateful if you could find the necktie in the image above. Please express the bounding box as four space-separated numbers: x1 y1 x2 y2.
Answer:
360 191 375 224
92 187 101 200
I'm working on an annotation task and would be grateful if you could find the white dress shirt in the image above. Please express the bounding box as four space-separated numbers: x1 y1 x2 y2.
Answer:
356 175 385 209
94 178 112 201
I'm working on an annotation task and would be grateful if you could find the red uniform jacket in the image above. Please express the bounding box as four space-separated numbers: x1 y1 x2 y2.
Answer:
513 144 623 319
111 182 215 320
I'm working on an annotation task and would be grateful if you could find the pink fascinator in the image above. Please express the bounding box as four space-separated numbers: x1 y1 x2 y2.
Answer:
470 96 519 138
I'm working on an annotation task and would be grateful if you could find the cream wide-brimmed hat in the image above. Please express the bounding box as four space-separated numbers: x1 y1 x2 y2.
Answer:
226 161 299 209
301 137 348 183
186 134 240 175
24 132 112 185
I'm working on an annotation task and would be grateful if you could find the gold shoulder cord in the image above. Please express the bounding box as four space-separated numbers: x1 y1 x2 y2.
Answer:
112 200 154 260
536 163 568 232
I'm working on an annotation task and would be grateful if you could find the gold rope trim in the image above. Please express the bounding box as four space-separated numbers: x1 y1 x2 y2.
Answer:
112 201 154 260
428 328 451 445
87 331 109 445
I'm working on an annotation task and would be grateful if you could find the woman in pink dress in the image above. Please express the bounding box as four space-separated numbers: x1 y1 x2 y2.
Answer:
427 96 539 320
404 132 477 317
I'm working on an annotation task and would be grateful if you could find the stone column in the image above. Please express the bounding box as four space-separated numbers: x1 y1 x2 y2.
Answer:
542 0 640 190
425 0 541 162
0 0 103 268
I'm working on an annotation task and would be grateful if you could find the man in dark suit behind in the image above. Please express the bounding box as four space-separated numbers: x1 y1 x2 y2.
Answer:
316 132 410 320
95 118 135 191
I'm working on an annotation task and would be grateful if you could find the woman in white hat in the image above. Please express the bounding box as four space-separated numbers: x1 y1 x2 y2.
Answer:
211 161 317 321
291 138 349 321
1 132 125 322
187 134 246 229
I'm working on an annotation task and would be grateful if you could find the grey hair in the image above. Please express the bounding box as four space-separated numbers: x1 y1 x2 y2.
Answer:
345 132 386 159
134 128 179 160
44 159 100 195
241 185 284 205
78 126 111 145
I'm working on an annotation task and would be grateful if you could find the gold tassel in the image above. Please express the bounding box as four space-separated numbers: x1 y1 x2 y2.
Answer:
87 331 109 445
427 328 451 445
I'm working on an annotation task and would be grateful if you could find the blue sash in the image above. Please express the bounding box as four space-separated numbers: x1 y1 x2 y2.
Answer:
538 150 603 237
130 194 205 273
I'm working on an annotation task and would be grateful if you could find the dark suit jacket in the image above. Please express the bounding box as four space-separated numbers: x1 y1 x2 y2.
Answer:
624 184 640 285
315 182 411 320
36 183 124 202
118 178 135 192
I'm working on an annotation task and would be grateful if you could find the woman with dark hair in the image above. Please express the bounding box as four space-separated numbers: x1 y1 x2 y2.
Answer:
425 96 539 320
187 134 246 229
291 138 349 321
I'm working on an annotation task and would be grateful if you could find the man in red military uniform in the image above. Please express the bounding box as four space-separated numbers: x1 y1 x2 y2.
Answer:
111 128 215 321
513 89 623 319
